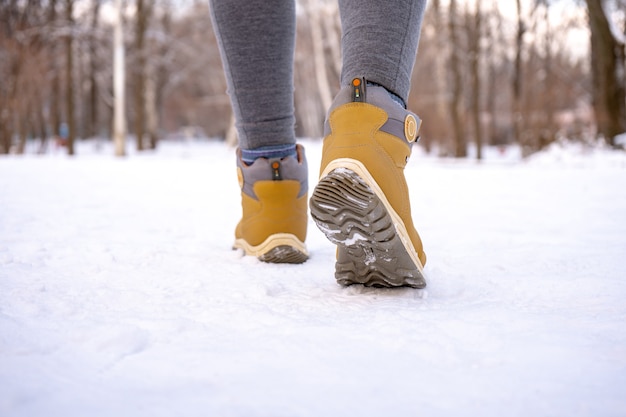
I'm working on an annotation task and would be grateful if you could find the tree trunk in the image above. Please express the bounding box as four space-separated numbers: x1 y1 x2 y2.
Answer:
512 0 524 149
0 67 17 153
151 7 171 148
48 0 61 144
145 62 159 149
304 0 333 112
449 0 466 158
0 120 9 154
585 0 626 147
320 0 341 78
486 0 502 147
65 0 75 155
113 0 126 157
468 0 483 160
431 0 447 155
88 0 100 138
37 99 48 153
1 8 24 154
540 1 556 151
133 0 150 151
17 110 28 154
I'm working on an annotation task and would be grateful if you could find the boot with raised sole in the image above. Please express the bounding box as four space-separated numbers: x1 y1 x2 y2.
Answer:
310 79 426 288
234 144 308 263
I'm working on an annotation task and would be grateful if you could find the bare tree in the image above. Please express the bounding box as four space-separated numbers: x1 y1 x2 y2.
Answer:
430 0 449 154
0 0 601 157
467 0 483 160
145 1 174 149
113 0 126 157
536 0 557 150
585 0 626 147
484 0 506 147
133 0 153 151
49 0 62 147
87 0 101 139
65 0 76 155
145 56 159 149
512 0 525 148
302 0 333 112
156 2 229 139
293 1 341 139
0 1 30 154
448 0 466 157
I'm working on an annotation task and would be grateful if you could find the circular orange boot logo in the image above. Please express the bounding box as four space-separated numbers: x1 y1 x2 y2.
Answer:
404 114 419 142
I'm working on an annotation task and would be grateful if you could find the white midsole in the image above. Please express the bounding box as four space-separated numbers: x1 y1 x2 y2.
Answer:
233 233 308 257
319 158 424 273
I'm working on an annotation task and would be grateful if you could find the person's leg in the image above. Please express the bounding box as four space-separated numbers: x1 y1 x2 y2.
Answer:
210 0 308 263
209 0 297 160
310 0 428 287
339 0 426 105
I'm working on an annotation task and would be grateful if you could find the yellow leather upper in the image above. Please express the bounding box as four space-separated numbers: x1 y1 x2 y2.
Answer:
236 180 308 246
321 102 426 266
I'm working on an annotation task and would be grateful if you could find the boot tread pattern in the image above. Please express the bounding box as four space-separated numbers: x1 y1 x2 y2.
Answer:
259 245 308 264
310 169 426 288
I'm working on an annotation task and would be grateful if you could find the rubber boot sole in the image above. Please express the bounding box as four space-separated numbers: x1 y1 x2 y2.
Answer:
233 233 308 264
310 160 426 288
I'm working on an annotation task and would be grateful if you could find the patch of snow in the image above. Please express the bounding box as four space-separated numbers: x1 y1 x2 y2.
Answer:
343 232 368 246
1 139 625 417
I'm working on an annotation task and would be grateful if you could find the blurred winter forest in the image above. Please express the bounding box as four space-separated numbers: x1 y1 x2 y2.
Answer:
1 0 625 158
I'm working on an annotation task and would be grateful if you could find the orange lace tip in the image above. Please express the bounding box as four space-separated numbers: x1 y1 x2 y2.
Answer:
271 160 282 180
351 78 364 102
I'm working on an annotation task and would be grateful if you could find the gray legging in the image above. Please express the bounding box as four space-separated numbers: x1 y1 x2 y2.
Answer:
209 0 426 151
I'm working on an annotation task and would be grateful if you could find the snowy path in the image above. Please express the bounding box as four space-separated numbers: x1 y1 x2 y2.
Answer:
1 140 625 417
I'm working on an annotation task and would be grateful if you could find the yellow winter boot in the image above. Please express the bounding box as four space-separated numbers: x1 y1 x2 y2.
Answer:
310 78 426 287
234 144 308 263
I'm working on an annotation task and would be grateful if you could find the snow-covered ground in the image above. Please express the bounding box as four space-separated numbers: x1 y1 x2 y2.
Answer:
1 139 625 417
